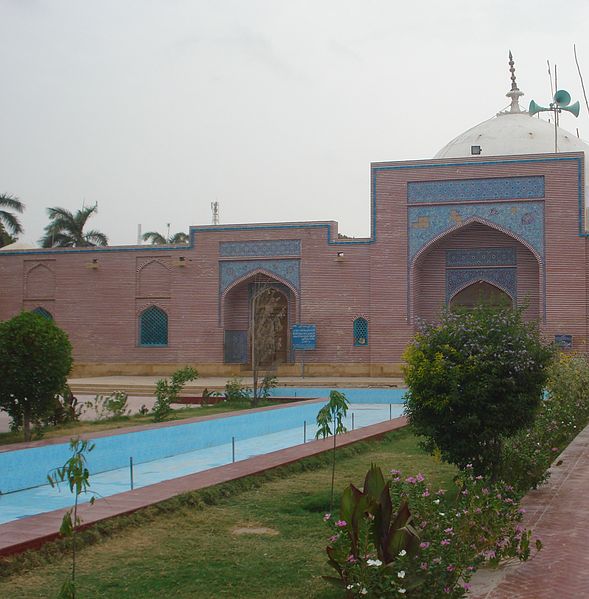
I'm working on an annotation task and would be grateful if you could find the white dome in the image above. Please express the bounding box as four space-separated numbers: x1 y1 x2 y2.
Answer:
435 111 589 160
0 240 36 251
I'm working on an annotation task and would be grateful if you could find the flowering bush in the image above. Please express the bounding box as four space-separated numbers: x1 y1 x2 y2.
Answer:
324 465 539 598
403 305 554 479
500 353 589 491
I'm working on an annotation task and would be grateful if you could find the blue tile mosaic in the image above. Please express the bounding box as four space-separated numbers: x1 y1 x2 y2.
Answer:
409 201 544 260
446 247 516 268
446 267 517 303
407 176 545 203
220 239 301 257
219 259 300 292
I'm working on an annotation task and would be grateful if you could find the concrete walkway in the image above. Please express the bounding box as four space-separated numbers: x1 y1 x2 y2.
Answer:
470 423 589 598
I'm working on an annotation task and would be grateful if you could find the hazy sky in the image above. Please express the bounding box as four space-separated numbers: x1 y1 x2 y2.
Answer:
2 0 589 245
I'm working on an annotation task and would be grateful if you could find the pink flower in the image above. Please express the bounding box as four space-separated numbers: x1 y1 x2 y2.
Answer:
462 583 472 591
447 564 455 572
335 520 347 528
551 447 559 452
419 542 430 549
329 535 339 543
420 562 429 570
323 513 332 521
405 476 417 484
346 554 358 563
440 539 451 546
416 473 425 482
390 469 401 475
444 528 453 534
422 489 430 497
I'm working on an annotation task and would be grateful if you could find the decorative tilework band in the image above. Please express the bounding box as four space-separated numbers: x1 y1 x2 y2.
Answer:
407 176 545 203
446 247 516 268
220 259 300 293
446 268 517 303
219 239 301 257
409 201 544 260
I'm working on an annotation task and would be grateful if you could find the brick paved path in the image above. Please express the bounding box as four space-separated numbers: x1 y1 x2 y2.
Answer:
470 424 589 598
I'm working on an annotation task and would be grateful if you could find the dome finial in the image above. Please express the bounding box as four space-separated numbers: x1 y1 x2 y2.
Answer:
499 50 525 115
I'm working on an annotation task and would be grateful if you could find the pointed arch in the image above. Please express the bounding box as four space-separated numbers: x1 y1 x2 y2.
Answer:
25 263 56 299
353 317 368 346
449 280 514 309
32 306 53 320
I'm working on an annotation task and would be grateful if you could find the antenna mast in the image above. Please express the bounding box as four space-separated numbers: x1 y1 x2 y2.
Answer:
211 201 220 225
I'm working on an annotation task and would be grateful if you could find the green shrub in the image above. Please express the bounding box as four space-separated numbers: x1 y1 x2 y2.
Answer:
0 312 73 441
403 305 554 479
152 367 198 422
224 377 251 402
500 353 589 490
85 390 130 420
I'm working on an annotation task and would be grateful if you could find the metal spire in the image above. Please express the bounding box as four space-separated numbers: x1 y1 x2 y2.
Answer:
505 50 524 113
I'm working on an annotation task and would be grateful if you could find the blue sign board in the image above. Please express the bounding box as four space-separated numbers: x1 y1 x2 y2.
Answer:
555 334 573 349
292 324 316 350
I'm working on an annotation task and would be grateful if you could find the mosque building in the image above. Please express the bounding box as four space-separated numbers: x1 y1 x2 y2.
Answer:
1 56 587 377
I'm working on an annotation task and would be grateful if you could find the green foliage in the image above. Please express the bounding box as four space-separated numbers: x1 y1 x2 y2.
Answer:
404 305 554 478
85 390 130 420
40 203 108 248
152 367 198 422
0 312 73 441
260 375 278 399
500 353 589 491
324 465 539 598
0 193 24 246
224 377 251 402
48 438 96 599
43 386 83 427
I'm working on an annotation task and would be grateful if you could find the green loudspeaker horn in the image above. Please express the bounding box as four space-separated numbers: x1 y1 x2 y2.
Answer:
562 100 581 117
553 89 572 106
529 100 549 116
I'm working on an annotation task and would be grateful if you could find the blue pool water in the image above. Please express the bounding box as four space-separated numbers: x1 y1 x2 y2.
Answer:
0 388 406 524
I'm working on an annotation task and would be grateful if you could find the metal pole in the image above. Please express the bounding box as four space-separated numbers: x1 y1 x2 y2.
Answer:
232 436 235 463
304 420 307 443
352 413 355 431
129 457 134 490
389 404 392 420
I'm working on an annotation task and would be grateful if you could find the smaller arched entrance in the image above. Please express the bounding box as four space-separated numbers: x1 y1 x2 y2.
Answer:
449 281 513 310
222 274 295 366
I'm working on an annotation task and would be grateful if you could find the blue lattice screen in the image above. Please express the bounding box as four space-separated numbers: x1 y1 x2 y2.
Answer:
353 318 368 346
32 307 53 320
140 307 168 346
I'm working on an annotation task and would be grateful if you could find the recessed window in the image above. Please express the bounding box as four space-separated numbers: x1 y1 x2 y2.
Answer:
32 307 53 320
353 317 368 347
139 306 168 346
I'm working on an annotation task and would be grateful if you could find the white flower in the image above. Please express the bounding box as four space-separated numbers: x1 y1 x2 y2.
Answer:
399 590 406 595
360 588 368 595
367 559 383 567
346 584 355 590
439 512 445 516
398 550 407 557
397 570 406 579
433 499 440 505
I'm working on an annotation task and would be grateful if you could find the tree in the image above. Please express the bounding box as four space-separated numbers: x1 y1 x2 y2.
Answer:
48 438 96 599
316 390 350 511
0 312 73 441
40 203 108 248
142 230 188 244
403 305 554 479
0 193 25 247
249 280 286 406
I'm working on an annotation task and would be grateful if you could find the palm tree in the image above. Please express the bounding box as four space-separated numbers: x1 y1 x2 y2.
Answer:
40 203 108 248
0 194 25 247
142 230 188 245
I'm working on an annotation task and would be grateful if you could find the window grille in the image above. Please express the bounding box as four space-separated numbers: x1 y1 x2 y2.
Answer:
140 306 168 346
32 307 53 320
353 317 368 347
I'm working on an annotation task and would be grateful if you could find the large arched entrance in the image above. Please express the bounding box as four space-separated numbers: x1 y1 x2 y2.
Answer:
222 273 295 366
411 221 541 323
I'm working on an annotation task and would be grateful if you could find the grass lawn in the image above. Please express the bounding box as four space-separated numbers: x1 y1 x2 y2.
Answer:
0 400 280 447
0 428 457 598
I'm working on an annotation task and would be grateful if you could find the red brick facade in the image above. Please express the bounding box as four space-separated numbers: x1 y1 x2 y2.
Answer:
0 152 586 375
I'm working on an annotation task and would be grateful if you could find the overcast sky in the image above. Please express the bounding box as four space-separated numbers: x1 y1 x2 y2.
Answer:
2 0 589 246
